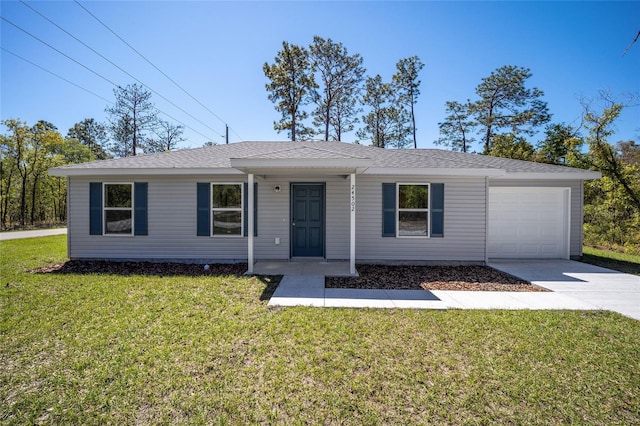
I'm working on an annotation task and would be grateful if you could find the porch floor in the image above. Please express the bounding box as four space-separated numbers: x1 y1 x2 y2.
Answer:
252 260 356 277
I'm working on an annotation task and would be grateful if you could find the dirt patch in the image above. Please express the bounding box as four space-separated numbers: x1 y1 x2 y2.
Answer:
30 260 248 277
326 264 549 292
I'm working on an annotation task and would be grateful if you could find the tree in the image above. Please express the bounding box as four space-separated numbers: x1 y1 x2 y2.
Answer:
264 42 317 141
106 83 158 156
581 100 640 211
309 36 365 141
471 65 551 153
67 118 110 160
392 56 424 148
357 75 397 148
435 101 476 152
488 133 535 161
147 120 185 152
535 123 581 165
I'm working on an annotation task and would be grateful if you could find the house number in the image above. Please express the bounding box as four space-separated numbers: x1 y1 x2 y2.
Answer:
350 184 356 212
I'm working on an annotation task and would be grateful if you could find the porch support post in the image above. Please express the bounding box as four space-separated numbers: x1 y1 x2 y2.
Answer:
349 173 356 275
247 173 254 274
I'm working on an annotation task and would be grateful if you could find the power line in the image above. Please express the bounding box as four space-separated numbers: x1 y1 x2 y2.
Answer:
19 0 224 139
1 16 219 142
74 0 244 141
1 47 113 105
1 16 119 88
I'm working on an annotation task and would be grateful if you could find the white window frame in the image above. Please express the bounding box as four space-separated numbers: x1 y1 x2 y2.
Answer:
396 182 430 238
211 182 243 238
103 182 134 236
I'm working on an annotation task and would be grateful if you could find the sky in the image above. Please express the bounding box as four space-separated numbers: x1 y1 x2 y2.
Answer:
1 1 638 151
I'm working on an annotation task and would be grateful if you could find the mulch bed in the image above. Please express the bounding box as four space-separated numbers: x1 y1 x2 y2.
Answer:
326 264 549 292
30 260 248 277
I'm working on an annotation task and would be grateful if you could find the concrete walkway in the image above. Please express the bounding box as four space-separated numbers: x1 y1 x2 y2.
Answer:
267 260 640 320
0 228 67 241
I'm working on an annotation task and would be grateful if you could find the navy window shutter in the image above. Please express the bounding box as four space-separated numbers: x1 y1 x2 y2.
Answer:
134 182 148 236
382 183 396 237
243 182 258 237
430 183 444 238
89 182 102 235
197 183 211 236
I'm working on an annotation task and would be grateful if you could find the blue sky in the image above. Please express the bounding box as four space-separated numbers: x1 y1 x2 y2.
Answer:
1 1 638 150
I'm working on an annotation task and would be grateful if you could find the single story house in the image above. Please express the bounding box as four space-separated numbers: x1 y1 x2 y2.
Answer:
49 141 601 274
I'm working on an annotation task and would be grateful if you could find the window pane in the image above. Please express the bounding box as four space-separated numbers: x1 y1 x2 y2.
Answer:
399 185 428 209
105 184 132 208
105 210 132 234
212 184 241 208
398 211 428 236
213 210 241 235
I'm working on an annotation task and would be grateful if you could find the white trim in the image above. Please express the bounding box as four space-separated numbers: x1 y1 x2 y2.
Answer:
102 182 134 236
484 176 489 264
350 173 356 275
493 171 601 180
564 188 572 260
247 174 254 274
210 182 243 238
396 183 430 238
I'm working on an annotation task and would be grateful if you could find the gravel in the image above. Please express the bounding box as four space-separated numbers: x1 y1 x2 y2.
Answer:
326 264 549 292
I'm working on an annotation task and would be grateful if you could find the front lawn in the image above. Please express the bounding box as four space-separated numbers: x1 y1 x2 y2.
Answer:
2 236 639 424
582 246 640 275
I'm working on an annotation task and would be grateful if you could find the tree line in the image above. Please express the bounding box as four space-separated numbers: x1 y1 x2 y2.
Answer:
0 83 187 229
263 36 424 148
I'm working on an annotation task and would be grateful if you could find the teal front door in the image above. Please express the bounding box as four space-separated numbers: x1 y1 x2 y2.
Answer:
291 184 325 257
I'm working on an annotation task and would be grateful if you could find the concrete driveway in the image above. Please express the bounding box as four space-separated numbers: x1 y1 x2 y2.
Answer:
489 260 640 321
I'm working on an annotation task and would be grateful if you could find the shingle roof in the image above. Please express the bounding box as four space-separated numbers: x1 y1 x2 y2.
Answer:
49 141 600 179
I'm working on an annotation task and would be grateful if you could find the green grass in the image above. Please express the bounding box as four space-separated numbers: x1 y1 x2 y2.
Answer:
582 246 640 275
2 236 640 425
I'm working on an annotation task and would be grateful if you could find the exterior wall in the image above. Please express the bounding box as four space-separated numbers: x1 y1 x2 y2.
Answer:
355 175 487 262
69 175 250 261
68 174 490 263
488 179 584 258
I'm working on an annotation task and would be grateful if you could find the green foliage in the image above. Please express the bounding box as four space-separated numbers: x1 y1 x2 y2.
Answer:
392 56 425 148
535 123 579 165
309 36 365 141
435 100 476 152
66 118 111 160
106 83 158 156
263 42 317 141
1 119 93 230
356 75 401 148
488 133 535 160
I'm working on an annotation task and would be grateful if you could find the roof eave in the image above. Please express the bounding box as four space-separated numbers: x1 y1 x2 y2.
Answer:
492 171 602 180
48 167 243 177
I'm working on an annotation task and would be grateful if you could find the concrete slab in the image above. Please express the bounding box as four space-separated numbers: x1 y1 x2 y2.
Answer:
490 260 640 320
324 288 395 308
268 275 325 307
254 260 355 277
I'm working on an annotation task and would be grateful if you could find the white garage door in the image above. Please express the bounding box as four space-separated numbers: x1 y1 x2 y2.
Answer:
488 187 569 259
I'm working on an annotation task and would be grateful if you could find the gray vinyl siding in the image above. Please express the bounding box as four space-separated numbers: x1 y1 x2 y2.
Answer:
68 174 585 262
355 175 487 262
68 175 250 261
69 175 354 262
488 179 584 258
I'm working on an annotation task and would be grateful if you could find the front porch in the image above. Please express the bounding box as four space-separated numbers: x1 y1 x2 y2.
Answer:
252 260 357 277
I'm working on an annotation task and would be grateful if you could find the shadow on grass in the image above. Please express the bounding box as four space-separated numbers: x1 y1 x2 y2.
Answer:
257 275 282 301
580 254 640 275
